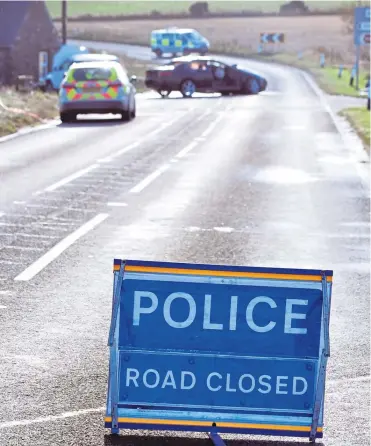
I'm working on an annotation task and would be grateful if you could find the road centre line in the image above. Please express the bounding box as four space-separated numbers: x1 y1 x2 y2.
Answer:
44 164 99 192
176 141 199 159
0 407 106 430
129 164 170 194
201 114 223 138
107 202 128 207
14 213 109 281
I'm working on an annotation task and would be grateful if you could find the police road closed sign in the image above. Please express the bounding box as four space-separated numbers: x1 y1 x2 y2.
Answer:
105 260 332 443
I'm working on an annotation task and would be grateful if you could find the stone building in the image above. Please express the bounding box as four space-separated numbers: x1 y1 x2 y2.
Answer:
0 0 61 85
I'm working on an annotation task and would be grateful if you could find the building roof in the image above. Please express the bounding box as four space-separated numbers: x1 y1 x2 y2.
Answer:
0 1 32 47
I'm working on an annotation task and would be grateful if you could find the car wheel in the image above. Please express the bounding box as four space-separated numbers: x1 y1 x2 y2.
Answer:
121 110 132 122
131 103 136 119
155 49 162 58
157 90 171 98
60 112 75 123
45 81 54 93
180 79 196 98
243 77 260 95
221 91 231 96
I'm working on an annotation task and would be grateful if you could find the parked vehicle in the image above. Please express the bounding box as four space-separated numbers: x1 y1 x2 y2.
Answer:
150 27 209 58
59 61 137 123
39 43 119 92
145 55 268 98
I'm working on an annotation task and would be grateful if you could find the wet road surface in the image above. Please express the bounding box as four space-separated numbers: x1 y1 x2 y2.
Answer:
0 52 369 446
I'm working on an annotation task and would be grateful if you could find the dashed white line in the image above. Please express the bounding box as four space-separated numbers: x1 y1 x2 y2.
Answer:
130 164 170 194
201 115 223 138
14 213 109 281
44 164 99 192
0 407 105 430
0 212 4 218
107 202 128 207
176 141 199 159
0 305 7 309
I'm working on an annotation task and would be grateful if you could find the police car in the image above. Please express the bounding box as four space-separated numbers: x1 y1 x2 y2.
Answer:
59 61 137 123
150 27 209 58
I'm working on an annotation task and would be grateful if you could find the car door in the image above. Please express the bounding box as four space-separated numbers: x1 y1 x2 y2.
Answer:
209 61 239 92
183 61 213 89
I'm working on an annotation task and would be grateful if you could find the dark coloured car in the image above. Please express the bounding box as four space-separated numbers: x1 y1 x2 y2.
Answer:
145 55 267 98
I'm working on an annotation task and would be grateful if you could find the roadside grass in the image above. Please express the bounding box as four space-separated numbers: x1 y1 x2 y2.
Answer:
0 89 58 137
47 1 345 18
340 107 371 152
0 55 152 138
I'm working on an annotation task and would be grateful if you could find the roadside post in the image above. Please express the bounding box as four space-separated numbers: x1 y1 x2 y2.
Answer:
354 6 370 90
350 65 356 87
320 53 325 68
105 259 333 444
367 80 370 110
338 64 343 78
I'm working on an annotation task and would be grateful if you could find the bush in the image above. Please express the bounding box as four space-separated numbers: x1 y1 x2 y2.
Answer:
280 1 309 15
189 2 209 17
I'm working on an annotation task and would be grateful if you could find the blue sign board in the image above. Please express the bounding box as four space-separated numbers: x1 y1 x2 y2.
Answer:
105 259 333 444
354 6 370 45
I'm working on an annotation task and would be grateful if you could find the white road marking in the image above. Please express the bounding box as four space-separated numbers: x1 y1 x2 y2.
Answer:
214 226 235 233
13 201 26 205
0 407 105 430
0 305 7 309
107 202 128 207
176 141 199 159
0 212 4 218
130 164 170 194
44 164 99 192
14 213 109 281
5 246 44 252
201 115 223 138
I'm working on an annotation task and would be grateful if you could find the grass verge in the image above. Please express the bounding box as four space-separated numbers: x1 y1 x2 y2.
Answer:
0 89 58 138
340 107 371 152
0 55 152 138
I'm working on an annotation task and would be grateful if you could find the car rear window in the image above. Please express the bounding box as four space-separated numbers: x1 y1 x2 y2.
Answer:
71 67 114 81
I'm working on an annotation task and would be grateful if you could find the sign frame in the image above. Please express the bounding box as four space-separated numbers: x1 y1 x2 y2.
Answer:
354 6 370 89
105 259 332 444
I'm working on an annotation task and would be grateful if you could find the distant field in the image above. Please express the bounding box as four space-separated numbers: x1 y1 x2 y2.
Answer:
47 0 347 18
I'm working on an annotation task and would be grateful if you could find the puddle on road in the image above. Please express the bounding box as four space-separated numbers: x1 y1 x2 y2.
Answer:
241 165 317 185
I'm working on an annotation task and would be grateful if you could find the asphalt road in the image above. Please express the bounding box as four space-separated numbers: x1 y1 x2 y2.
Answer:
0 44 370 446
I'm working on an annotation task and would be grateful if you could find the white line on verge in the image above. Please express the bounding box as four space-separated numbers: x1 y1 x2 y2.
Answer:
176 141 199 159
0 407 105 430
44 164 99 192
14 213 109 281
129 164 170 194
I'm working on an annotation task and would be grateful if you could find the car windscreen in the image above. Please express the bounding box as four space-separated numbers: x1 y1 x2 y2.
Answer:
71 67 114 81
185 31 202 41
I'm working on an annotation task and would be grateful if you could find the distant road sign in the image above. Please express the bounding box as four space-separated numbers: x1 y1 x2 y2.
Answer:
260 33 285 44
354 7 371 45
105 259 333 444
